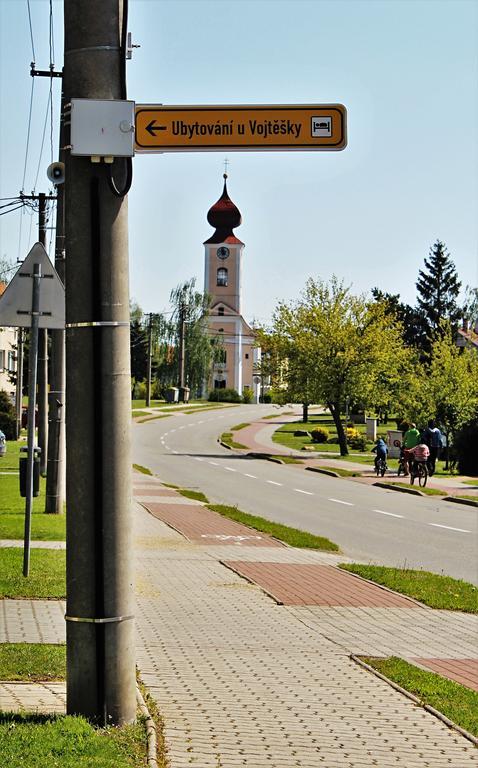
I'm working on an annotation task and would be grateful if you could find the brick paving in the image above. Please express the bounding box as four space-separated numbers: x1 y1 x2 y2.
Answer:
0 484 477 764
222 562 422 607
413 658 478 692
145 500 283 547
0 681 66 713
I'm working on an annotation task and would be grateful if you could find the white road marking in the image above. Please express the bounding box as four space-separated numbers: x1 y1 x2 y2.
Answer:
193 457 203 461
429 523 471 533
244 473 257 478
294 489 313 495
328 498 354 506
224 467 236 472
198 420 204 424
172 450 178 454
267 480 282 486
373 509 404 518
209 461 218 466
187 423 194 427
179 426 186 430
169 429 175 433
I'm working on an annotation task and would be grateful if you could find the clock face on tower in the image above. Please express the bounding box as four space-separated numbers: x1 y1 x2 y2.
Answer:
216 246 230 260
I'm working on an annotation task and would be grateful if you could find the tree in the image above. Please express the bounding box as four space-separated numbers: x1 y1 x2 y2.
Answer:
422 326 478 453
371 288 427 350
268 277 413 455
169 278 217 395
416 240 461 350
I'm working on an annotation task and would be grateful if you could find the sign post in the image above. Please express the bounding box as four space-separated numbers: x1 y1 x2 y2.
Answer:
135 104 347 153
0 243 65 576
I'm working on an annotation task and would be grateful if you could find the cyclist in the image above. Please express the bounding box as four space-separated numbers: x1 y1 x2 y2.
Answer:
409 441 430 477
401 422 421 475
372 437 388 473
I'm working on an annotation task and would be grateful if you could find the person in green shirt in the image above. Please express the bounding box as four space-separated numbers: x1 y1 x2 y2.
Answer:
402 423 420 475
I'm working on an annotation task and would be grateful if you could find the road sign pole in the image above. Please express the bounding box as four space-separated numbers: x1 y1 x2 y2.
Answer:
23 262 41 577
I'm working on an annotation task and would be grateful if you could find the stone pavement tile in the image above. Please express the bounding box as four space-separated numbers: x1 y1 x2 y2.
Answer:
137 495 202 505
412 658 478 691
198 544 356 566
134 547 478 766
144 502 283 547
0 599 65 643
0 681 66 713
223 562 421 607
288 606 478 659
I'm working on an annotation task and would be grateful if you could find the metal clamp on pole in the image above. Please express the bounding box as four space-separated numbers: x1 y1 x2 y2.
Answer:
65 614 134 624
65 321 130 328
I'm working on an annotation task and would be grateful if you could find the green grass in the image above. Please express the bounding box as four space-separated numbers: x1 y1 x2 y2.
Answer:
0 471 66 541
361 656 478 738
261 413 283 420
177 489 209 503
132 463 152 476
162 482 179 489
220 432 248 449
0 713 151 768
339 564 478 612
0 548 65 599
386 481 444 496
230 423 250 431
206 503 339 551
0 643 66 682
316 465 361 477
131 410 150 417
136 414 169 424
463 479 478 486
271 455 303 464
453 495 478 504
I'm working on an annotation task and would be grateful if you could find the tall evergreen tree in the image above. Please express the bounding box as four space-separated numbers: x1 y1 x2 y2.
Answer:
371 288 427 349
416 240 461 346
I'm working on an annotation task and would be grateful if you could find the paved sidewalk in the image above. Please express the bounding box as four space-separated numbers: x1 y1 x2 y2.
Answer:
1 473 477 765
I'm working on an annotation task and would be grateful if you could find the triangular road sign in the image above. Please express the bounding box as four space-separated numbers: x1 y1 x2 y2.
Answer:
0 243 65 329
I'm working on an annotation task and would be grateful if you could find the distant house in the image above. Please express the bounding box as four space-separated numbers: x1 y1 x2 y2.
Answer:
0 282 17 398
456 318 478 352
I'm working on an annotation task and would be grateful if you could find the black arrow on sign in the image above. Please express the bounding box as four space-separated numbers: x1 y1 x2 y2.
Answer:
146 120 167 137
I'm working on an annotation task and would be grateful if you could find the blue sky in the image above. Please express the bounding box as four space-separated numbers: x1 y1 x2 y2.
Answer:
1 0 477 326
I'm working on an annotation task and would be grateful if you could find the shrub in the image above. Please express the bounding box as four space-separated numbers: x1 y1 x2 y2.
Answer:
259 393 272 403
208 388 241 403
349 434 368 452
0 390 15 440
345 427 360 443
242 387 253 404
0 411 16 440
454 419 478 476
131 380 146 400
310 427 329 443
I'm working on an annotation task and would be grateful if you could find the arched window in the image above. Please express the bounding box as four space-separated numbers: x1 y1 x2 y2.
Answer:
217 267 228 287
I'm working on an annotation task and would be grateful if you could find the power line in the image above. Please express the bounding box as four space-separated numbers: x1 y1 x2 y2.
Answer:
26 0 36 61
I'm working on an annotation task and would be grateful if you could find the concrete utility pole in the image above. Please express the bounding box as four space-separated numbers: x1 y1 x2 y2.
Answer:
45 96 66 515
63 0 136 725
178 303 186 399
145 312 153 407
37 193 48 475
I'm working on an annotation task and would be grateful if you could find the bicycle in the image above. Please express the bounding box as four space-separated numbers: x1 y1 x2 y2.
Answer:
397 450 408 477
375 456 387 477
410 459 428 487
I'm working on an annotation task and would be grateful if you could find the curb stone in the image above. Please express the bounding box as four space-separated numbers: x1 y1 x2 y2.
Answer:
443 496 478 508
374 481 423 496
351 655 478 748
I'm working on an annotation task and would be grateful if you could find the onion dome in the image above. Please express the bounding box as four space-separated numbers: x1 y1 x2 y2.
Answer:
204 174 244 245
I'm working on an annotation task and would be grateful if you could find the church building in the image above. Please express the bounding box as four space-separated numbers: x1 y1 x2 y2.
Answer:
203 175 259 400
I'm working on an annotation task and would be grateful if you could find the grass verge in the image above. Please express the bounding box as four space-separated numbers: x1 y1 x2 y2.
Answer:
0 548 65 599
132 463 152 476
388 481 444 496
0 712 151 768
272 455 303 464
361 656 478 738
220 432 248 449
317 465 361 477
0 643 66 682
339 564 478 612
0 473 65 541
177 489 209 503
206 503 339 551
230 422 250 431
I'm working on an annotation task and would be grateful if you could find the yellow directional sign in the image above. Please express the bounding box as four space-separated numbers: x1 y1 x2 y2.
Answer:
135 104 347 153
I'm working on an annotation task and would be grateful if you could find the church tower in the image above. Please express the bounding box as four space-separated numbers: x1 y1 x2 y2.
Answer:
204 175 257 398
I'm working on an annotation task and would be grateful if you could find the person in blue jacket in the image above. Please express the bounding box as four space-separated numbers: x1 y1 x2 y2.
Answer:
371 437 388 472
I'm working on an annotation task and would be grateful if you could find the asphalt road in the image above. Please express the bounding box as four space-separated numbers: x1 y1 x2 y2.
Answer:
133 405 478 585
